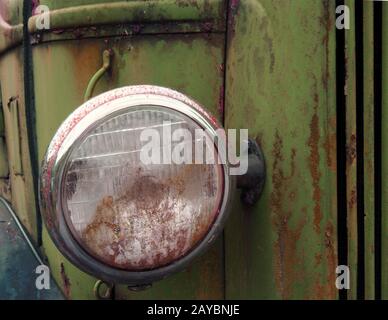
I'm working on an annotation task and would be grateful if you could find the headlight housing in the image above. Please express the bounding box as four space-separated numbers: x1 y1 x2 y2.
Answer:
39 85 234 285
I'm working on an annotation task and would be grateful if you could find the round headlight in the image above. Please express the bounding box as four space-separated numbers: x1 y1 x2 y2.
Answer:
40 86 234 285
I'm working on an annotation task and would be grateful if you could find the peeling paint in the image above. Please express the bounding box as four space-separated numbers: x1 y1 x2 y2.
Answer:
324 221 336 297
308 92 322 235
228 0 240 34
270 131 306 299
346 133 357 164
323 130 337 172
218 84 224 116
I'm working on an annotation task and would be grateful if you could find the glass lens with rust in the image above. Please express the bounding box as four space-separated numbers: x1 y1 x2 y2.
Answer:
63 107 224 270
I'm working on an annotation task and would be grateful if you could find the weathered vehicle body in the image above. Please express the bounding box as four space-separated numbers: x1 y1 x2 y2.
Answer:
0 0 386 300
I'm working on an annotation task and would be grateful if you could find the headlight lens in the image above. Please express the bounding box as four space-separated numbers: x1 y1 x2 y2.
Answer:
63 107 223 270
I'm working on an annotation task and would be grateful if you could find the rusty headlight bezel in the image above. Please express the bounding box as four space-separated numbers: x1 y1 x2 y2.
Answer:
39 85 235 285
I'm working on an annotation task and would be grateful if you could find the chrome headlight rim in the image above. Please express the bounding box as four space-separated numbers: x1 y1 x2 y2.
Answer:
39 85 235 285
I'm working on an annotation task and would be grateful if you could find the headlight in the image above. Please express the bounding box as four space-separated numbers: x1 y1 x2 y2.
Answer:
39 85 234 285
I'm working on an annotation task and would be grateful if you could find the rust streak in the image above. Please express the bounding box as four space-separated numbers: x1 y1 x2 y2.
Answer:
227 0 240 35
308 93 322 234
346 133 357 164
323 130 337 172
309 221 337 299
320 0 332 91
60 263 71 299
348 188 357 210
218 84 224 116
324 221 337 298
271 132 305 299
314 253 322 268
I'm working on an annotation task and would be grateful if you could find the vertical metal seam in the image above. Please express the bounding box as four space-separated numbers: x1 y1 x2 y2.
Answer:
355 0 365 299
362 1 375 300
373 0 382 301
335 0 348 301
23 0 41 245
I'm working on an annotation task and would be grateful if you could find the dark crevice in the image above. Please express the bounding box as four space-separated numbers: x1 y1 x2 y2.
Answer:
373 0 382 301
335 0 348 301
23 1 41 245
221 2 230 126
355 0 365 300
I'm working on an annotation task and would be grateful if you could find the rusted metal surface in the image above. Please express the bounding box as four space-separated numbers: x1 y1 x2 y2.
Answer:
28 0 227 39
363 1 375 300
270 132 305 299
60 262 71 299
30 23 225 45
308 97 323 235
0 0 382 300
0 47 38 241
344 0 358 300
224 0 337 299
382 1 388 301
34 33 225 299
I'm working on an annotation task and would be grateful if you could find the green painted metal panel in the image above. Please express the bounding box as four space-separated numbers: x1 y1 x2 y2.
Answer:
344 0 357 300
33 34 225 299
0 0 383 300
29 0 226 33
363 1 375 300
0 48 38 241
382 1 388 301
224 0 337 299
40 227 98 300
40 0 127 8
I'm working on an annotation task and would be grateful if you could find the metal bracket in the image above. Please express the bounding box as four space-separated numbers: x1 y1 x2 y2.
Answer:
84 49 113 102
94 280 114 300
236 139 266 206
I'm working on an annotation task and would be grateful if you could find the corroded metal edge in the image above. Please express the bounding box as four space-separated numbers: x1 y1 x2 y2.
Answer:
28 0 226 38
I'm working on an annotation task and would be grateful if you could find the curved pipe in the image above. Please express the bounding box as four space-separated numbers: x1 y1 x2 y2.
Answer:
84 49 112 102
